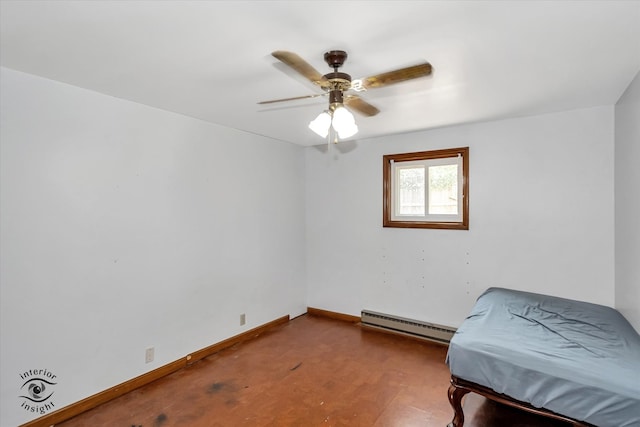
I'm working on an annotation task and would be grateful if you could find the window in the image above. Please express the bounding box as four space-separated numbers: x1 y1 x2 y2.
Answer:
383 147 468 229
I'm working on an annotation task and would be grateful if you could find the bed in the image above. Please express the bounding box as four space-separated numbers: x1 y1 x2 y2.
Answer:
445 287 640 427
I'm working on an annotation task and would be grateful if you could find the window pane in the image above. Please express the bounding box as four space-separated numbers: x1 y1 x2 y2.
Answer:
398 167 425 215
428 164 458 215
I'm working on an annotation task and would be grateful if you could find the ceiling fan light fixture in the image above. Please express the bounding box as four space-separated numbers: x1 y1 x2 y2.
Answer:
331 105 358 138
309 111 331 138
309 105 358 140
331 105 354 126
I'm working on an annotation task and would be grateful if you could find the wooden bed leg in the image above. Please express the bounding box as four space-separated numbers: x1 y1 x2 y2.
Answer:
447 381 470 427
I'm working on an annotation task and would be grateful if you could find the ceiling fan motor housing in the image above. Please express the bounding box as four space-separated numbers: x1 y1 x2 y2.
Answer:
324 71 352 90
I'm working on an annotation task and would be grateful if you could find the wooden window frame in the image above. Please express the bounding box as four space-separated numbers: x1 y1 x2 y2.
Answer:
383 147 469 230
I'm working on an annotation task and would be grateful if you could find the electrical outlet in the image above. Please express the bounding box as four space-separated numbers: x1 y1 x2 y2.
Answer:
145 347 154 364
240 313 246 326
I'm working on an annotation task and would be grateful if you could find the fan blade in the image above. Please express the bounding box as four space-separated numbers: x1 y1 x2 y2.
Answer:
257 93 327 105
358 62 432 90
344 95 380 117
272 51 328 87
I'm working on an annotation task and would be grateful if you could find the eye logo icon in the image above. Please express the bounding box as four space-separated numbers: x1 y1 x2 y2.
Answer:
22 379 54 402
19 369 58 415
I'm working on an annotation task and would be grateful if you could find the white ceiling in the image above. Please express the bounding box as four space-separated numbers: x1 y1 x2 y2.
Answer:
1 1 639 146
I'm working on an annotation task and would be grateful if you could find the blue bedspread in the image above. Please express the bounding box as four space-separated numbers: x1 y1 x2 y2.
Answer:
446 287 640 427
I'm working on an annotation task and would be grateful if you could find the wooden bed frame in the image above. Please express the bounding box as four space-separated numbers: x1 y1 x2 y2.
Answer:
446 375 595 427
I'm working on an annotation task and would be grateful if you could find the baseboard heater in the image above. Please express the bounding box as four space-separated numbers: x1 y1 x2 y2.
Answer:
361 310 456 344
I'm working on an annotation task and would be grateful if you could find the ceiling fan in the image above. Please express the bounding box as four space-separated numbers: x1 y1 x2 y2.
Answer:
258 50 432 141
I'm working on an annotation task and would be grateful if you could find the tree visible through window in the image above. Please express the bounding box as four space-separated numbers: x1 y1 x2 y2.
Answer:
383 147 468 229
398 167 425 215
428 164 458 215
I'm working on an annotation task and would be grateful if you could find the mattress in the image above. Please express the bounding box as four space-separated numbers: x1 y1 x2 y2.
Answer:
446 287 640 427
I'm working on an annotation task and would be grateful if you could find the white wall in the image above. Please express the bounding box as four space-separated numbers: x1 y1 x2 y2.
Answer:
615 71 640 332
0 67 307 427
306 106 615 328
